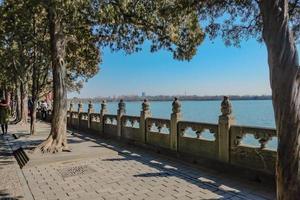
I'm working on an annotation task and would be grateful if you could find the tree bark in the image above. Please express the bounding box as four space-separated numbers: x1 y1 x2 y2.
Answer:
30 69 38 135
36 2 69 153
15 83 22 123
10 90 15 119
30 12 37 136
20 81 28 124
259 0 300 199
30 101 37 135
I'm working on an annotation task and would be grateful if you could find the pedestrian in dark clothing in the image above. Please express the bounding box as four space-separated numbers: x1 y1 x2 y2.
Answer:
0 99 10 134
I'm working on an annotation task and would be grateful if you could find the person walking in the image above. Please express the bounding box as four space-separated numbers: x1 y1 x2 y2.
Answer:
40 101 48 120
0 99 10 135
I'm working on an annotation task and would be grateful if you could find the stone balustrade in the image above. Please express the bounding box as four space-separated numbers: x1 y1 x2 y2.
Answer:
146 117 171 149
122 115 141 141
178 121 219 160
48 97 277 181
230 125 277 174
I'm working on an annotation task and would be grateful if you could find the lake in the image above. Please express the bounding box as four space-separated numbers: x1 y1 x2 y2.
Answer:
82 100 275 128
81 99 277 149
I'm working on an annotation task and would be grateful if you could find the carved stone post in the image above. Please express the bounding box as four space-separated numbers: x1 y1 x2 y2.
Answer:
100 100 108 134
218 96 235 163
140 99 151 143
77 101 83 129
69 101 74 112
117 99 126 139
87 101 94 113
87 101 94 129
68 102 74 127
170 98 181 151
78 101 83 113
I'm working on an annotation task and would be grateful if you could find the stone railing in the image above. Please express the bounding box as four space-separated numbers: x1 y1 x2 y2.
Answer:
146 118 171 149
230 125 277 174
122 115 141 141
178 121 219 160
103 114 118 138
46 97 277 180
89 113 101 132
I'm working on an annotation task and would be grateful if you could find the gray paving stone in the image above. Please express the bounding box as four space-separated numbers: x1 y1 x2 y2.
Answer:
2 122 276 200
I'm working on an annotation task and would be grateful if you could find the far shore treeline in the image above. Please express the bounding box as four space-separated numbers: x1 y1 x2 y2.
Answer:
70 95 272 103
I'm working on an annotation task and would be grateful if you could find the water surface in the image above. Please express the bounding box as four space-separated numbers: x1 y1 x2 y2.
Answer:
83 100 275 128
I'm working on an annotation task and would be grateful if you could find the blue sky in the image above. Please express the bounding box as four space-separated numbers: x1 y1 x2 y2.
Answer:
70 38 300 98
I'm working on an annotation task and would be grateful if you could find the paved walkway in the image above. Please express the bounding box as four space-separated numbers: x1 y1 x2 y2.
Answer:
0 133 33 199
1 122 275 200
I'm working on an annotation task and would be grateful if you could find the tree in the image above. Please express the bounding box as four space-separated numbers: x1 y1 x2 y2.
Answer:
0 0 36 124
168 0 299 198
34 0 202 153
259 1 299 198
29 2 51 135
35 0 100 152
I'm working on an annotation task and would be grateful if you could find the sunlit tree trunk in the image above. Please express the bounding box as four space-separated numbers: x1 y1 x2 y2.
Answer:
36 1 69 152
260 0 300 199
30 101 37 135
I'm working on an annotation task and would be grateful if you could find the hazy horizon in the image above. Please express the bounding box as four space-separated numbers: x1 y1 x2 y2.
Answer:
70 94 272 99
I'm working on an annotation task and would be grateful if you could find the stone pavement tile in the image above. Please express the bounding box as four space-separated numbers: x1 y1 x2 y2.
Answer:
0 134 34 200
5 122 276 200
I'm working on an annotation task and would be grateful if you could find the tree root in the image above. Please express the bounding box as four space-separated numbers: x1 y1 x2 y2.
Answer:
34 137 70 154
17 120 28 126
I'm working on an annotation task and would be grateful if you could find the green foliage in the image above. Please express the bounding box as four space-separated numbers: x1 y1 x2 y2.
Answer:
96 0 204 60
0 0 204 93
193 0 299 46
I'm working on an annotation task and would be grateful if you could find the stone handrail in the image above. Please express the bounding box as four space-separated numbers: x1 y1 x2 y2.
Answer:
103 114 118 125
55 97 278 180
70 111 79 118
178 121 218 140
229 125 277 174
146 117 170 134
90 113 101 122
79 112 89 120
230 125 277 150
122 115 140 129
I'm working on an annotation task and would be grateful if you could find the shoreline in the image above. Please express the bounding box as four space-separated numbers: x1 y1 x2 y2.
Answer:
69 98 272 103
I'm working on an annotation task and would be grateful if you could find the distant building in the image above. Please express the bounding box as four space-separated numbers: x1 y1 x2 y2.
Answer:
142 92 146 97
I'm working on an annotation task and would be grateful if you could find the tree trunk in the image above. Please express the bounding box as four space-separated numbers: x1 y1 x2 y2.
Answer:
36 2 69 153
30 68 38 135
30 101 37 135
10 91 15 119
15 84 22 123
30 12 37 136
20 81 28 124
260 0 300 199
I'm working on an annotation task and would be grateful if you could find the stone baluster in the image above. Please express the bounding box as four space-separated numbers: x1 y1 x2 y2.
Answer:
170 97 181 151
69 101 74 112
78 101 83 113
68 102 74 127
100 100 108 134
218 96 235 163
87 101 94 129
77 101 83 129
140 99 151 143
87 101 94 114
117 99 126 139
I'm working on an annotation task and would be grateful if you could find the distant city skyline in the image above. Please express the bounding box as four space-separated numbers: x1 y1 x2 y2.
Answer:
69 38 300 98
